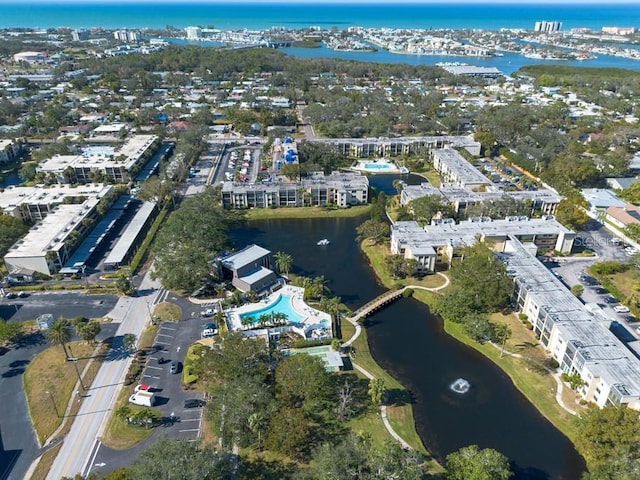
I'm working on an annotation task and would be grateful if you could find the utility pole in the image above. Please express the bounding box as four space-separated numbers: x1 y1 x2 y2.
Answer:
46 390 60 418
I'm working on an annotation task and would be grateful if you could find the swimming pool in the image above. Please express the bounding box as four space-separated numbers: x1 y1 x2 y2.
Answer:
239 293 305 325
364 163 392 169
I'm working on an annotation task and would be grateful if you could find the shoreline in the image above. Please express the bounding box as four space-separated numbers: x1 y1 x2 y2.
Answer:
358 240 583 457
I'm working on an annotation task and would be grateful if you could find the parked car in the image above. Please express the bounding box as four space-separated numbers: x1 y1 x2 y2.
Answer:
134 384 154 393
200 307 217 317
17 291 28 298
129 391 156 407
604 296 619 304
592 287 608 295
4 292 16 299
169 360 180 374
614 305 630 313
184 398 206 408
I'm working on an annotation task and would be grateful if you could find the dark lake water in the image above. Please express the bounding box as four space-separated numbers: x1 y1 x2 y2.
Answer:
230 174 586 479
0 171 23 188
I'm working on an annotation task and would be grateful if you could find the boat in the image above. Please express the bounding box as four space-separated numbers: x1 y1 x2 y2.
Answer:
317 239 330 246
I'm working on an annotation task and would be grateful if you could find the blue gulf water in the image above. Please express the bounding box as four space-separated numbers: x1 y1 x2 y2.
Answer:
0 2 638 31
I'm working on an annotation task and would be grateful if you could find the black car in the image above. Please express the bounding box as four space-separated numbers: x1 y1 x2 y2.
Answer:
184 398 206 408
169 360 180 374
604 296 618 304
592 287 608 295
4 292 16 299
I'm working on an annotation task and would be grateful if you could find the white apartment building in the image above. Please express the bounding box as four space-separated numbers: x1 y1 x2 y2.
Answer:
390 216 575 273
502 240 640 409
37 135 159 183
3 185 115 276
0 139 21 164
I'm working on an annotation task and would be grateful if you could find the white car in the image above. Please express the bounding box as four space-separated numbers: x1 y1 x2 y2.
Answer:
613 305 630 313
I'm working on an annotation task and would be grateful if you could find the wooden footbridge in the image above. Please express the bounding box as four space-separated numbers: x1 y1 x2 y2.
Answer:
349 288 406 322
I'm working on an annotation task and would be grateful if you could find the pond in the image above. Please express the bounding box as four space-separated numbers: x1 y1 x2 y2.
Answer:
230 175 586 479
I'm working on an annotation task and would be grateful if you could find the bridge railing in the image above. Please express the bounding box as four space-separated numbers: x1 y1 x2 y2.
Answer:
350 288 405 318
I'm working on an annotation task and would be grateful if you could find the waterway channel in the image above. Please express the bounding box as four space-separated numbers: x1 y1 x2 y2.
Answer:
229 174 586 479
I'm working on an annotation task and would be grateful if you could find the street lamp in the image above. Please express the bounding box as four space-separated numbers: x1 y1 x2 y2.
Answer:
46 390 60 418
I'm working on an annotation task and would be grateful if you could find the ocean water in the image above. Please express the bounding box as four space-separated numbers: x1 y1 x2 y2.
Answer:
0 2 638 31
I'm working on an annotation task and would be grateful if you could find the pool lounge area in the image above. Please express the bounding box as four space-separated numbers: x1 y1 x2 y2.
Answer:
351 159 407 174
227 285 332 340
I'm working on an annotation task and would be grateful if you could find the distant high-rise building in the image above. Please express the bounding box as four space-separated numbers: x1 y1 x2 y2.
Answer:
185 26 202 40
534 20 562 33
71 29 88 42
113 30 140 43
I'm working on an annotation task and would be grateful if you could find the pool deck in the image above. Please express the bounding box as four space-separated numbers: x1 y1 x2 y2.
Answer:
350 159 404 174
227 285 332 339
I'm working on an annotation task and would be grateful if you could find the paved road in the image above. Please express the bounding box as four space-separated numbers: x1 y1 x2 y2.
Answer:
0 293 117 323
86 299 208 478
46 272 162 480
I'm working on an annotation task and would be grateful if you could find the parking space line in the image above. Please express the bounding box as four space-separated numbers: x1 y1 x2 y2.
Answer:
157 333 173 338
154 340 171 345
146 365 162 370
179 418 200 422
160 326 177 331
142 374 160 380
179 428 200 433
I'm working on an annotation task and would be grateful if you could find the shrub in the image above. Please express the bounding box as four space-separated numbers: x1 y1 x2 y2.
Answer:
293 338 333 348
548 358 559 369
402 288 414 298
182 365 198 385
518 313 528 322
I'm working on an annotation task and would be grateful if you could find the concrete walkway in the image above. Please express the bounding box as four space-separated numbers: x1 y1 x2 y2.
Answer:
486 341 577 416
342 272 451 450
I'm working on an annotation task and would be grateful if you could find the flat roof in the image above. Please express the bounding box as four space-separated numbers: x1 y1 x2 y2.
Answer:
0 184 112 215
222 244 271 270
581 188 626 209
500 240 640 399
433 148 492 186
103 201 156 267
239 266 275 286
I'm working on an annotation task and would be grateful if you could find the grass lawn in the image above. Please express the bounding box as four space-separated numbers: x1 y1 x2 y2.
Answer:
443 319 579 441
153 301 182 321
413 169 441 187
246 204 371 220
24 341 96 445
30 443 62 480
102 323 163 449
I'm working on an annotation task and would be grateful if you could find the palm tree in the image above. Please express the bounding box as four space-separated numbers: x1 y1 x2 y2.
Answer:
45 317 72 359
310 275 328 300
273 251 293 276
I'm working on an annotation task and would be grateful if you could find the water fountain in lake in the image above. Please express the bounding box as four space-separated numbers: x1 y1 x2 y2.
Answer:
450 378 470 394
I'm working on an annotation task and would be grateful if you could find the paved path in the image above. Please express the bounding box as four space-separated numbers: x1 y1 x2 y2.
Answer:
45 270 162 480
342 272 450 450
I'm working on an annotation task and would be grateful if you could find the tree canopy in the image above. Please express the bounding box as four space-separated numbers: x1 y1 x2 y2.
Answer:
152 187 244 291
445 444 512 480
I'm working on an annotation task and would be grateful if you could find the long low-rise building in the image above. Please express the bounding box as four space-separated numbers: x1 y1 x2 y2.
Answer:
222 171 369 209
431 148 492 189
501 239 640 409
312 135 481 158
4 185 116 276
0 184 113 222
36 135 159 183
390 216 575 273
401 182 562 217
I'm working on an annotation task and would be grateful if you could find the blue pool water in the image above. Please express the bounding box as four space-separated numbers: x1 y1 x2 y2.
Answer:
239 294 305 325
365 163 392 170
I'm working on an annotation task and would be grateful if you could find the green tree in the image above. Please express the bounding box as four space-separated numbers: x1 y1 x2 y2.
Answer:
265 406 312 460
127 437 233 480
368 378 385 405
194 332 269 383
571 284 585 297
206 375 274 448
0 320 22 344
123 333 136 352
409 194 451 223
77 320 101 346
575 406 640 467
45 317 73 359
275 354 332 410
445 444 512 480
273 251 293 275
356 219 390 245
0 213 29 259
555 197 589 231
436 242 513 320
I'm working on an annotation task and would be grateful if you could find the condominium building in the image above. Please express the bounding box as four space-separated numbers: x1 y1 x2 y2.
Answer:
3 185 115 276
37 135 159 183
0 184 113 222
431 148 492 189
312 135 481 158
222 171 369 209
390 216 575 273
502 240 640 409
0 139 21 164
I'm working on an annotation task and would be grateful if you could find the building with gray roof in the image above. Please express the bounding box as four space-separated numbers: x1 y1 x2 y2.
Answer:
220 244 278 293
501 240 640 409
431 148 492 189
222 171 369 209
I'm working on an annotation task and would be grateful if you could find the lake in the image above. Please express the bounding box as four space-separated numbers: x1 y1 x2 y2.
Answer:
229 174 586 479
